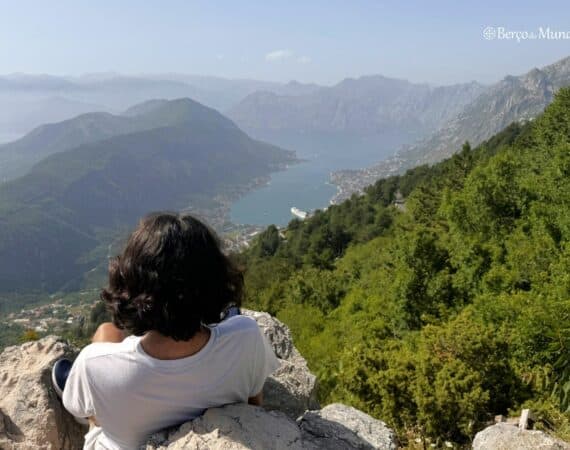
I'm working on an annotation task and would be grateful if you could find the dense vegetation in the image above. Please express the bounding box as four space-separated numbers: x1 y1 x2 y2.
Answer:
240 88 570 445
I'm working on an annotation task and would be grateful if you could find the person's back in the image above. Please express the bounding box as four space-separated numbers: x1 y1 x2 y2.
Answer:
65 315 277 449
61 213 279 449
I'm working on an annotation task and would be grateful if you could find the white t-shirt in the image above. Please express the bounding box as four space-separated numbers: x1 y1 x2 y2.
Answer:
63 315 280 450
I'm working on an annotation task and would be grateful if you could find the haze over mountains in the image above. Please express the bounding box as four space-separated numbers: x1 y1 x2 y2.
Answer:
400 55 570 164
228 76 485 138
0 74 319 142
0 96 277 180
224 78 486 168
329 55 570 201
0 98 294 294
3 55 569 162
227 55 570 173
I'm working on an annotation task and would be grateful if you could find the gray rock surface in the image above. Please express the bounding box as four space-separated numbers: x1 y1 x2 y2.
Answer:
473 423 570 450
298 404 398 450
0 336 86 450
145 404 308 450
243 310 319 418
145 403 399 450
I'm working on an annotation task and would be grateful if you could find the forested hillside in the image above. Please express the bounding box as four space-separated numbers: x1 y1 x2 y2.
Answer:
0 99 294 297
0 97 249 180
241 88 570 445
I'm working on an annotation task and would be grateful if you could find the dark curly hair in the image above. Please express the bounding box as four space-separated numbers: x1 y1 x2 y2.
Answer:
101 212 243 341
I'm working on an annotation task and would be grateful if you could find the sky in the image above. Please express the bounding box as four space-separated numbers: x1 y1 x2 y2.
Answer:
1 0 569 86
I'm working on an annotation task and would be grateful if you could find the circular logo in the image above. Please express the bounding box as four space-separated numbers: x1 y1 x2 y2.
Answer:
483 26 496 40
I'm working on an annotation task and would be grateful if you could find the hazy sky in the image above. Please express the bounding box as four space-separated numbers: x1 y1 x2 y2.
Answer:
1 0 569 85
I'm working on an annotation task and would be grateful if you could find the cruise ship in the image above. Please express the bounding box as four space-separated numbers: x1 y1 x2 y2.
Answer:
291 207 309 220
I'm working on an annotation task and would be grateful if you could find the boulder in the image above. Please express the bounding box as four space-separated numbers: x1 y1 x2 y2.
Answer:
145 403 309 450
298 404 399 450
145 403 399 450
473 423 570 450
0 336 86 450
242 310 319 418
242 310 298 360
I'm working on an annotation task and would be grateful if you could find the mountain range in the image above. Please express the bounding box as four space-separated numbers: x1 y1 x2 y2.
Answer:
329 55 570 201
399 56 570 164
228 76 486 137
0 98 294 294
2 55 570 296
0 74 320 141
0 96 267 180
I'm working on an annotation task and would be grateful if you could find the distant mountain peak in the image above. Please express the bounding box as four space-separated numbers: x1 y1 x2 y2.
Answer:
396 54 570 165
334 73 410 89
229 73 486 135
125 97 220 116
0 96 241 180
122 99 170 116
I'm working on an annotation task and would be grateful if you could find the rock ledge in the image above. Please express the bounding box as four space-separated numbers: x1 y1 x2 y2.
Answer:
0 312 398 450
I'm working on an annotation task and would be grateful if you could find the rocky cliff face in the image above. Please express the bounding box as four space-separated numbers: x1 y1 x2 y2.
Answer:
0 337 86 449
329 56 570 202
0 312 398 450
242 310 319 419
399 56 570 164
228 75 485 136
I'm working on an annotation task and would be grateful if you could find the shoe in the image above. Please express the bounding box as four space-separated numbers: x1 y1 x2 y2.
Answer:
52 358 72 398
52 358 90 426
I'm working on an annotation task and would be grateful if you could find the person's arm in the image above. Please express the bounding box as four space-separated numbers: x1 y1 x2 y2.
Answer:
248 327 280 405
62 350 96 421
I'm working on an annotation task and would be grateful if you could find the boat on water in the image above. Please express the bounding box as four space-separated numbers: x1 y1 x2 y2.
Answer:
291 207 309 220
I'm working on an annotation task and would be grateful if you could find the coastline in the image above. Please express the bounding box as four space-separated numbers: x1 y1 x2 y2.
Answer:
329 156 408 204
189 158 301 251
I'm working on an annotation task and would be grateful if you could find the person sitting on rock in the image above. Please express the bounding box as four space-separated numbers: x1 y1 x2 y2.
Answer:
52 212 280 450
